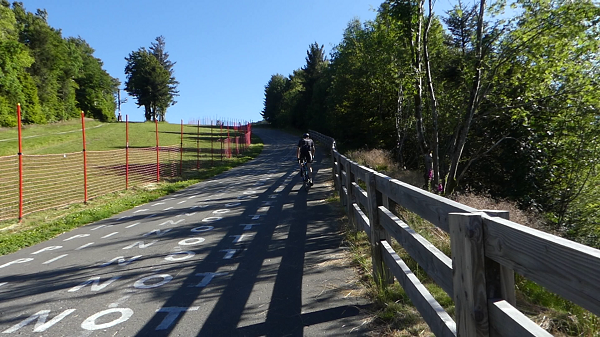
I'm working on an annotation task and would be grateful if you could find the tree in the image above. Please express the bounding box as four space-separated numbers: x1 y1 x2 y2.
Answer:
261 74 287 126
0 3 40 126
301 42 328 129
148 36 178 121
71 37 118 121
124 47 171 121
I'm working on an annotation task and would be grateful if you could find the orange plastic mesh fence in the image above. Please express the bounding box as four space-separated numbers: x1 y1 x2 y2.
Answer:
22 153 85 217
0 123 252 222
0 155 19 221
0 145 183 222
86 149 126 200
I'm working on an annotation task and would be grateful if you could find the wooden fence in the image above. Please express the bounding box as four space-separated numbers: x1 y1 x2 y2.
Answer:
309 129 600 337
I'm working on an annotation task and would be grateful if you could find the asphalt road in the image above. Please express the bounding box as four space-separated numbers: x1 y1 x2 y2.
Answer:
0 128 371 336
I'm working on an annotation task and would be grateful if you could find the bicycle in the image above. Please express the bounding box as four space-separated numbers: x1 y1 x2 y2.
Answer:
299 158 310 191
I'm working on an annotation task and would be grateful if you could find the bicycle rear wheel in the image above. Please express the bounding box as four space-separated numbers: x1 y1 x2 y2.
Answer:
302 165 310 190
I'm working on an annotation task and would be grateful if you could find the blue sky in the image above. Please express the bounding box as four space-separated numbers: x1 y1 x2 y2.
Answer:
20 0 460 124
17 1 382 124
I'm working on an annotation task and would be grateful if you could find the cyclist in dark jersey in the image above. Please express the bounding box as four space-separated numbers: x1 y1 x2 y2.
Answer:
297 133 315 186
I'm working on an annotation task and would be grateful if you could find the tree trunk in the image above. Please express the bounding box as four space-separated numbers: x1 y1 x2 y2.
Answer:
424 0 440 192
411 0 430 187
395 83 406 167
446 0 486 194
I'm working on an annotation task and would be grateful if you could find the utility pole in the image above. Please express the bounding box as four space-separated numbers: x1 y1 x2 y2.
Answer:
117 88 127 122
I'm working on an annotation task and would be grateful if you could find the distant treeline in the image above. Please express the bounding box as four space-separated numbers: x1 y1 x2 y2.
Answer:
0 1 118 127
262 0 600 246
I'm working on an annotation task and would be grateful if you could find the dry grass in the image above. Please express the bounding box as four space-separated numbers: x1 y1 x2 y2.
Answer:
346 149 423 187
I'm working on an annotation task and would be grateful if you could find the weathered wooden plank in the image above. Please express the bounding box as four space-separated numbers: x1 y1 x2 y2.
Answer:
381 241 457 337
353 203 370 238
374 174 476 232
367 171 390 284
450 213 489 336
482 215 600 316
345 160 355 230
481 210 516 307
338 154 349 167
378 207 453 298
308 129 334 147
352 182 368 209
349 162 369 182
488 300 552 337
341 170 347 185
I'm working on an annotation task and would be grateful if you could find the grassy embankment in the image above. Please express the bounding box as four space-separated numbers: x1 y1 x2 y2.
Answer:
0 119 263 255
331 148 598 336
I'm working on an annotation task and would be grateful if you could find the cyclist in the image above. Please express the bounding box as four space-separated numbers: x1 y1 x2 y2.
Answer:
297 132 315 186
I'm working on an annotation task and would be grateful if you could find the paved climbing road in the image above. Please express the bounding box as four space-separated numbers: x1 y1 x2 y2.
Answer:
0 128 371 336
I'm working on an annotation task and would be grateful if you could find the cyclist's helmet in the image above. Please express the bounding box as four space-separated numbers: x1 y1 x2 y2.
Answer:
303 133 310 138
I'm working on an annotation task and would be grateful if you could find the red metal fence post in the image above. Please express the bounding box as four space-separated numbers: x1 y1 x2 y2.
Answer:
227 122 231 158
180 119 183 176
155 117 160 182
126 115 129 190
81 111 88 203
17 104 23 221
220 121 223 161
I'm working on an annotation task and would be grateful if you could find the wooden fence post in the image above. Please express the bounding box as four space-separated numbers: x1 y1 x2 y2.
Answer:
450 212 490 337
366 170 391 287
381 194 396 285
345 160 356 230
481 210 516 306
337 156 344 205
331 143 336 188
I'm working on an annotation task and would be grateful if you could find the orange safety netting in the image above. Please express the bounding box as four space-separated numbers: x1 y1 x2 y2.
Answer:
0 145 181 221
0 155 19 221
0 122 252 222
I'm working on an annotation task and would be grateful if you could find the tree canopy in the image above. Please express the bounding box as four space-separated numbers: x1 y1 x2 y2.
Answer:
262 0 600 246
124 36 178 122
0 1 118 126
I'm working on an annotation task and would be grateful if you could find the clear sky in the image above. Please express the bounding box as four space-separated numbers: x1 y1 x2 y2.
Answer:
17 0 385 124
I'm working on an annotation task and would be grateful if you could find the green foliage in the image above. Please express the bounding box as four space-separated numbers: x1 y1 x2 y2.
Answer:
71 37 118 122
262 0 600 246
261 74 287 126
125 37 178 122
0 2 118 127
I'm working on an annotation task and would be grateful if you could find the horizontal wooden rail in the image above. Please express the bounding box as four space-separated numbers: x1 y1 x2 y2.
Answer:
309 129 600 337
379 207 453 298
382 240 457 336
481 215 600 316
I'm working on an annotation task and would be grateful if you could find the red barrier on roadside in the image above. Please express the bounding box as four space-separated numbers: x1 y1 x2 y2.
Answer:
81 111 88 203
155 118 160 182
17 104 23 220
126 115 129 190
0 116 254 222
179 119 183 176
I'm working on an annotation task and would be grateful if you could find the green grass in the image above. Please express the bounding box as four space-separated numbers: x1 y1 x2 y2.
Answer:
0 120 263 255
0 119 238 156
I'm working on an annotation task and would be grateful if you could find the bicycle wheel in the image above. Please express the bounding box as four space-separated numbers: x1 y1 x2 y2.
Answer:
303 165 310 190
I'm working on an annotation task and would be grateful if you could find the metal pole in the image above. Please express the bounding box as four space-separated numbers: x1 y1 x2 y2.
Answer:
17 104 23 221
126 115 129 190
81 111 88 203
155 118 160 182
180 119 183 176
